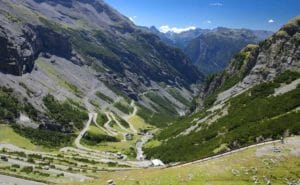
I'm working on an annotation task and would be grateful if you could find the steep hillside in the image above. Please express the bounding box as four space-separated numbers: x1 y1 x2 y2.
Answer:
185 28 273 74
205 16 300 106
144 26 209 50
144 16 300 162
149 26 272 75
0 0 203 131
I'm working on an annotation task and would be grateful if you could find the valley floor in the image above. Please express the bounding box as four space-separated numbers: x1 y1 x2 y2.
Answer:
0 120 299 185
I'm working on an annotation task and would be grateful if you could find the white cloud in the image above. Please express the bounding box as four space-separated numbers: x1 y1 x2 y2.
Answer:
159 25 196 33
268 19 275 23
205 20 212 24
129 16 137 22
210 2 223 6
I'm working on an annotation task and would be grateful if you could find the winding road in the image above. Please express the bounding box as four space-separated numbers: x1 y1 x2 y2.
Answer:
110 112 131 134
103 112 118 136
123 100 138 133
74 113 95 150
92 113 115 136
136 132 153 160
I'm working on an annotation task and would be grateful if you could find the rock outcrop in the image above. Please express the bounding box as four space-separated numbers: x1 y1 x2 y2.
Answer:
0 11 82 75
205 16 300 104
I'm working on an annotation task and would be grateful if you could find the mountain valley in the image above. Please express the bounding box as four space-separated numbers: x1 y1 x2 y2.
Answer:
0 0 299 184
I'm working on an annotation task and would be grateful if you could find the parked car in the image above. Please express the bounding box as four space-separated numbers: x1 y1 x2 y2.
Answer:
1 156 8 161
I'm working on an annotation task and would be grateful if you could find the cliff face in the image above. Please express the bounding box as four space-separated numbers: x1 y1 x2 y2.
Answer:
0 12 79 75
0 18 38 75
148 26 272 75
184 28 273 75
0 0 202 86
204 16 300 105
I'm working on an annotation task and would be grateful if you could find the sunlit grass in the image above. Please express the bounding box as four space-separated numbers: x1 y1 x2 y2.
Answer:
67 137 300 185
0 124 36 151
128 115 153 131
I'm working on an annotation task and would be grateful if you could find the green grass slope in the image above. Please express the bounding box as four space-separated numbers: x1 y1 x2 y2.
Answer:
145 71 300 162
67 136 300 185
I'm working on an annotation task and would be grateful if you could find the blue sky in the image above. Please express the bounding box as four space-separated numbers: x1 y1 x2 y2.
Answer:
106 0 300 32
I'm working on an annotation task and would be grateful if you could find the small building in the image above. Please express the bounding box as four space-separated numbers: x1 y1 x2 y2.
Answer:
125 133 133 141
151 159 165 167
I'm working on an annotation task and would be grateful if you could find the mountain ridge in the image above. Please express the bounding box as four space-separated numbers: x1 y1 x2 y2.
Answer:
148 26 273 74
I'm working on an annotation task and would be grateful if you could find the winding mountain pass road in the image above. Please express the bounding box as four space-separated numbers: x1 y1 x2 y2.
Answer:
123 100 138 133
92 113 115 136
110 112 131 133
74 113 95 150
103 112 118 136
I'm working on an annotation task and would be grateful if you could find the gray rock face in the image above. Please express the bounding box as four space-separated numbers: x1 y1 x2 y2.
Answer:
0 19 38 75
184 28 273 75
0 0 202 86
148 26 272 75
0 13 80 75
205 16 300 104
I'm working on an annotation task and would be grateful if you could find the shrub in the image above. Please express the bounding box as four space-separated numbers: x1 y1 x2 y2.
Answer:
12 124 74 148
21 166 33 173
83 132 119 145
43 94 88 130
12 164 20 168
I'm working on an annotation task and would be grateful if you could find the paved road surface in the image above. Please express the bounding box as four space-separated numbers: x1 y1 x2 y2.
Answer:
110 113 131 134
92 113 114 136
103 112 118 136
74 112 94 150
136 133 153 161
0 174 45 185
123 100 138 133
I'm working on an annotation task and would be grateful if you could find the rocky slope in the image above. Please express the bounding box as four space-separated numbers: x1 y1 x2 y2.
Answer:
0 0 203 131
146 26 209 50
204 16 300 106
185 28 273 74
145 16 300 162
149 26 272 75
